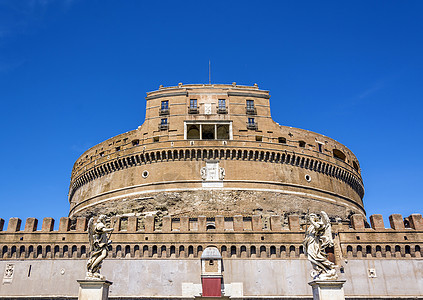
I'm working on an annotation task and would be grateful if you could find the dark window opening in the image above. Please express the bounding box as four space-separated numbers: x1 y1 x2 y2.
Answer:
278 137 286 144
202 124 215 139
353 161 359 171
299 140 306 148
333 149 346 162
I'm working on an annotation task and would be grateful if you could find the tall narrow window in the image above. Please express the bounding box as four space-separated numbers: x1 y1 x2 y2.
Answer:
160 100 169 115
159 118 168 130
189 99 198 114
219 99 226 109
217 99 227 114
318 144 323 153
247 118 257 130
190 99 197 108
246 100 256 114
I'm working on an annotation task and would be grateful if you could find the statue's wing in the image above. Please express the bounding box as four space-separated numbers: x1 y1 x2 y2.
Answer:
87 217 94 252
320 211 334 248
320 211 330 225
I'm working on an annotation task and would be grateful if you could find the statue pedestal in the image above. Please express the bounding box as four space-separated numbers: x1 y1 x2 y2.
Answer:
308 280 346 300
77 280 113 300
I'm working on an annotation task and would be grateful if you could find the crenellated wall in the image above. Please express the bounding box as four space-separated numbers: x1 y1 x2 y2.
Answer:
1 213 421 261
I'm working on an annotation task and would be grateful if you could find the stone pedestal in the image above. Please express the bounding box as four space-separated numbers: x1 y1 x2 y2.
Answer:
77 280 112 300
308 280 346 300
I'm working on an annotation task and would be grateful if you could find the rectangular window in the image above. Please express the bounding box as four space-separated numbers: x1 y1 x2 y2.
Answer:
318 144 323 153
185 122 232 140
246 100 254 109
248 118 255 124
161 100 169 110
202 124 215 139
190 99 197 108
216 124 230 139
161 118 168 125
218 99 226 109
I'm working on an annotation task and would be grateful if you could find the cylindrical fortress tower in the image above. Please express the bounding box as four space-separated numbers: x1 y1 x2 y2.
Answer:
68 83 365 219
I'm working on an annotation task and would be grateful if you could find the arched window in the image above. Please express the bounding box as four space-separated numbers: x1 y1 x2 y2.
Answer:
260 246 266 256
188 246 194 256
37 245 43 258
11 246 16 258
333 149 346 162
20 246 26 258
353 161 359 172
152 245 158 256
2 246 8 258
28 245 34 258
54 245 59 258
270 246 276 255
405 245 411 255
170 246 176 256
125 245 131 257
230 246 236 256
81 245 86 257
250 246 256 255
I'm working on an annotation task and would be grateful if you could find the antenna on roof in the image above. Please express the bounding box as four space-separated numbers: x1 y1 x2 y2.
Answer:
209 60 211 85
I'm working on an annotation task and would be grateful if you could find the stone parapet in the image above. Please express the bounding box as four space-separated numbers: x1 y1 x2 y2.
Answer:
0 213 421 260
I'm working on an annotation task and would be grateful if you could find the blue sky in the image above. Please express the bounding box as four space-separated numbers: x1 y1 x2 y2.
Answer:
0 0 422 228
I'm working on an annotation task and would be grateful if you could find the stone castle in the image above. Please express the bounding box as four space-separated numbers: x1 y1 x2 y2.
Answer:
0 83 422 299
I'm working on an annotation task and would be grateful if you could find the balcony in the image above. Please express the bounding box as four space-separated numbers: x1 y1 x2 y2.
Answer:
246 106 257 115
159 123 169 131
188 106 199 114
159 108 169 116
217 106 228 114
246 122 258 130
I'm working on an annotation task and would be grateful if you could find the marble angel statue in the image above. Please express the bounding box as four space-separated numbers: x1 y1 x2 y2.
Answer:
86 215 114 280
303 211 338 280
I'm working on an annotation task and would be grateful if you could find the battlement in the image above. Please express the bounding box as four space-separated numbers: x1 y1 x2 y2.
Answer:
0 213 421 261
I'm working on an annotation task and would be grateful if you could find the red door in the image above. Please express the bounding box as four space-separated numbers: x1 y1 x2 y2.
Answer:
202 277 221 297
